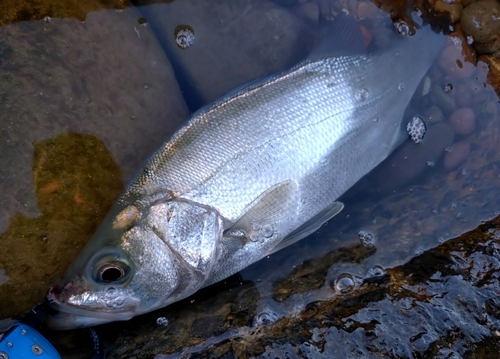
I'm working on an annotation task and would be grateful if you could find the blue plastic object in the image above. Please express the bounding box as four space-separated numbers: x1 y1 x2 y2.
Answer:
0 324 61 359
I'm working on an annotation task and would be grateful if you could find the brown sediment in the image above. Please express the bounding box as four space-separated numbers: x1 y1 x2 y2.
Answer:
0 132 122 319
0 0 129 26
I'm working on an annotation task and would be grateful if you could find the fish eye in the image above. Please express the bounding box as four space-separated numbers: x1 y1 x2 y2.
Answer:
99 265 125 282
94 261 132 284
87 248 134 286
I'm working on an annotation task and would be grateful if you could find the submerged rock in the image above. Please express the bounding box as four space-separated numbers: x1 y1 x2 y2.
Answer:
134 0 317 109
0 7 188 318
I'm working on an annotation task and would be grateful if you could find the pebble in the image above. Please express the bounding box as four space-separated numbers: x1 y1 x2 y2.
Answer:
448 107 475 135
460 0 500 55
294 2 320 23
444 141 471 170
438 26 476 79
424 106 445 123
433 0 463 24
478 55 500 96
368 123 455 192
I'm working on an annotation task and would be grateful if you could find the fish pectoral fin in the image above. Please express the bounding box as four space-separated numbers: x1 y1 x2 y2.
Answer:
269 201 344 254
228 181 299 244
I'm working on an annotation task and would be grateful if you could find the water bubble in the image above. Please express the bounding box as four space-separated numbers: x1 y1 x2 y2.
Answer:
426 161 435 166
156 316 169 326
262 224 274 238
406 116 426 144
358 230 374 248
174 25 195 49
43 16 52 23
372 116 380 122
395 20 410 36
356 88 369 101
137 17 148 27
444 83 453 92
398 83 405 91
333 273 355 294
368 265 386 277
253 310 279 326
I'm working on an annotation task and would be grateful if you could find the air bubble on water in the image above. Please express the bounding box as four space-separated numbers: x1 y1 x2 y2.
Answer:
333 273 356 294
372 116 379 122
398 83 405 91
450 36 462 46
253 309 279 327
137 17 148 27
368 265 386 277
174 25 195 49
358 230 375 248
407 116 426 144
262 224 274 238
445 146 452 153
444 83 453 93
395 20 410 36
43 16 52 23
156 316 169 326
356 88 369 101
466 35 474 45
426 161 435 166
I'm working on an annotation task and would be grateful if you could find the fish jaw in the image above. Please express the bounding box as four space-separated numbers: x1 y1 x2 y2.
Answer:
45 279 140 329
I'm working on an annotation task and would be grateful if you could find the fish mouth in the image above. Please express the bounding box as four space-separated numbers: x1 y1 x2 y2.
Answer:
45 284 138 330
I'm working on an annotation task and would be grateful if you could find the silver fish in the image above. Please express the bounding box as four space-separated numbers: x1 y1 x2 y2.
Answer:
46 12 443 329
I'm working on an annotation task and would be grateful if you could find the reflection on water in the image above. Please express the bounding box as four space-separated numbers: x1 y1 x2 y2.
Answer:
0 0 499 357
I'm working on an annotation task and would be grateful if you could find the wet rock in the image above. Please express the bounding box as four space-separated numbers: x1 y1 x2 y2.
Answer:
293 2 320 23
437 25 477 79
367 123 455 193
432 0 463 24
190 315 225 338
0 0 128 26
460 0 500 55
448 107 475 135
444 141 471 170
0 133 123 319
424 105 445 123
479 55 500 96
136 0 317 109
0 8 188 318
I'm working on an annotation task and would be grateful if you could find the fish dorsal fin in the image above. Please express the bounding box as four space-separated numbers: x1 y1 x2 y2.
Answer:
269 201 344 254
308 14 366 62
228 181 299 244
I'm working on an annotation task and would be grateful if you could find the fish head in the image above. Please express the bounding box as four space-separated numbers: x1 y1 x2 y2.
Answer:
46 195 223 329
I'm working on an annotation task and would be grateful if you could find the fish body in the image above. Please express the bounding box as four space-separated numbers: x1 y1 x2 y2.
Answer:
47 13 443 329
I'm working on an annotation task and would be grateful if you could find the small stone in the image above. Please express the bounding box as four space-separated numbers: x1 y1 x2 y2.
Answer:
438 43 476 79
448 107 475 135
460 0 500 55
424 106 444 123
433 0 463 24
294 2 320 23
478 55 500 96
443 141 470 170
357 2 379 20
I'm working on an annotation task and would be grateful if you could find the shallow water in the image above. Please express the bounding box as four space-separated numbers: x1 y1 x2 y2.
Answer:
1 0 500 358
